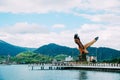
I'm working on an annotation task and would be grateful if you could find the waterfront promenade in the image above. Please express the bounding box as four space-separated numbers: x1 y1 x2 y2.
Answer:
28 63 120 72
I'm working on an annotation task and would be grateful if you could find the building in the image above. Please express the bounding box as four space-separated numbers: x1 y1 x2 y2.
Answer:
65 56 73 61
87 55 97 62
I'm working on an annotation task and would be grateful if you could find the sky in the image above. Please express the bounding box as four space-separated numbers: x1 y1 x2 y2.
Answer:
0 0 120 50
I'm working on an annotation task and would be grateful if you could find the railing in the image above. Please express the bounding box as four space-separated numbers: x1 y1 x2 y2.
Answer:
28 63 120 72
73 63 120 67
28 63 120 67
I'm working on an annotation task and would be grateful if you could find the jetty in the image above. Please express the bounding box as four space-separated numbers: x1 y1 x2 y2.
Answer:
28 63 120 72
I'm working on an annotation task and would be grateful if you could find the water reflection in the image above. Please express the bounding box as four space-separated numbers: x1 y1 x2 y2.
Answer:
0 75 3 80
0 70 4 80
79 71 88 80
78 70 120 80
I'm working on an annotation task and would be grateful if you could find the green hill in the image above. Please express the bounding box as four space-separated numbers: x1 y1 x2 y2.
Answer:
0 40 36 56
87 47 120 61
34 43 120 61
0 40 120 61
34 43 79 56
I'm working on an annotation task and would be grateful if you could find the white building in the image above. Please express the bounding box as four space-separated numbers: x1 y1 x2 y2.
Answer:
65 56 73 61
87 55 97 62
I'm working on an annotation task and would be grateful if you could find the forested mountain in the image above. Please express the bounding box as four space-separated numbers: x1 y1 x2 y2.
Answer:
87 47 120 61
34 43 79 56
0 40 120 61
0 40 36 56
34 43 120 61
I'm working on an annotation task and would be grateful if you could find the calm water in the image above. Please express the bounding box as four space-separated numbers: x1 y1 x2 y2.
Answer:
0 65 120 80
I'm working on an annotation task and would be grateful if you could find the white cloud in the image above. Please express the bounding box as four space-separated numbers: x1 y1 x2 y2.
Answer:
0 0 120 50
0 34 7 37
0 0 119 14
73 13 120 25
78 0 120 14
0 31 74 48
76 24 120 50
0 22 49 34
0 23 120 50
0 0 81 13
87 14 120 25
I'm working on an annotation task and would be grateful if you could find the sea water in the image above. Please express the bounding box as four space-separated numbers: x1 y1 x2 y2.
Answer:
0 65 120 80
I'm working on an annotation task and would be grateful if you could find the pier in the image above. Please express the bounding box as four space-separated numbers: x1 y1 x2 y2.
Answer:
28 63 120 72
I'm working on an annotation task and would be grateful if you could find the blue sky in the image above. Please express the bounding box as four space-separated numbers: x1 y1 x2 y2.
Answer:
0 12 91 29
0 0 120 50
